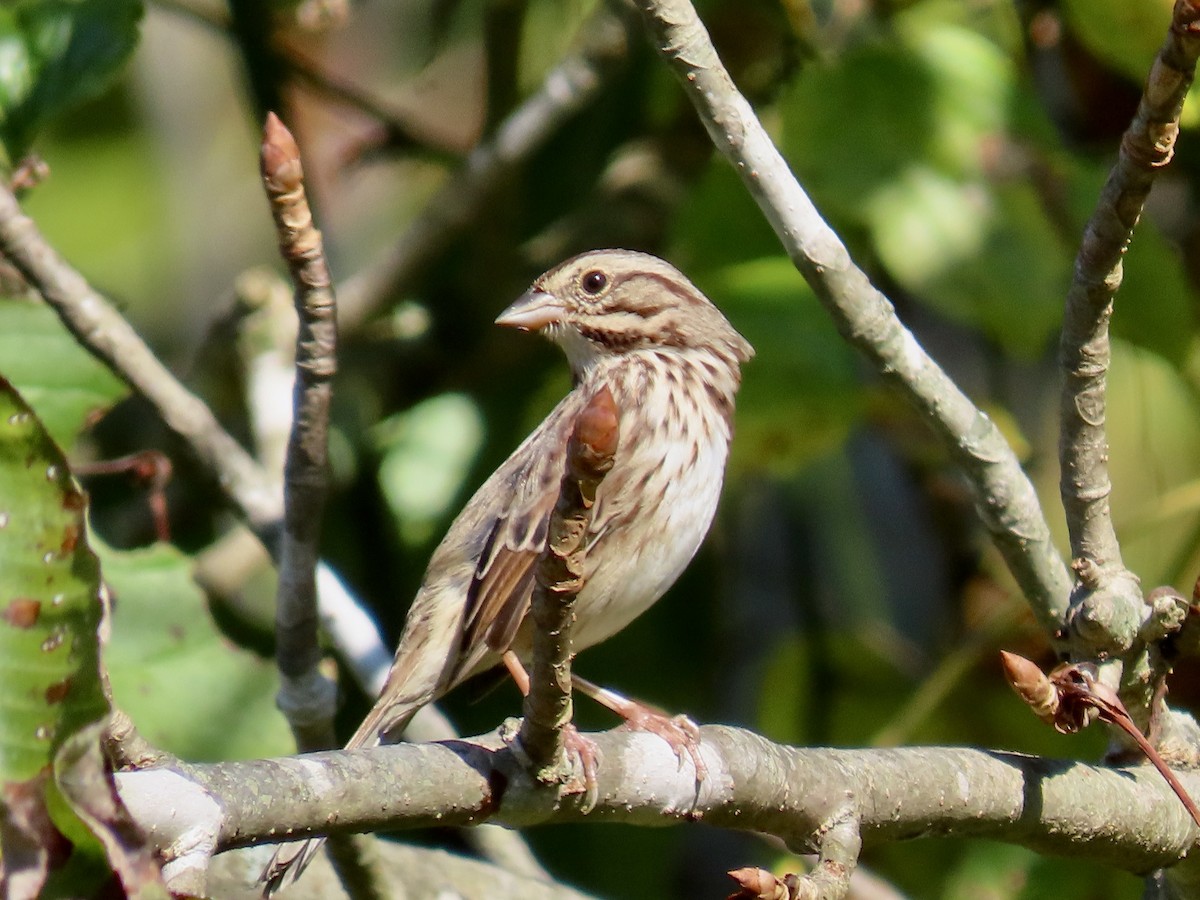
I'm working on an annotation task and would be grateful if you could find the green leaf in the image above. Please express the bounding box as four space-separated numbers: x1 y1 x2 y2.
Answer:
102 542 293 761
1111 217 1197 367
0 297 127 449
0 376 107 785
0 0 143 161
697 258 864 474
0 376 131 896
870 174 1071 356
1106 340 1200 586
781 20 1012 222
1059 0 1171 87
374 393 485 546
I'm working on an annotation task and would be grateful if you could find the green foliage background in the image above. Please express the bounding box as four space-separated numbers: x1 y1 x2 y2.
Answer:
6 0 1200 896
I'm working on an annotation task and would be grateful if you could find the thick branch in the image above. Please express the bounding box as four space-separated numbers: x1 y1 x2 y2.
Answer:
116 727 1200 875
631 0 1072 634
1057 1 1200 646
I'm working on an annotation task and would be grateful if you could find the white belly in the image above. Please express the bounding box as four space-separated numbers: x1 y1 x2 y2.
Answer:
569 371 731 651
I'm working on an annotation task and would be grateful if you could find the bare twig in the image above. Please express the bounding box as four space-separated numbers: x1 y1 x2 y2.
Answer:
260 112 339 752
518 386 618 781
336 6 634 330
75 450 173 542
227 266 552 883
631 0 1072 634
1057 0 1200 647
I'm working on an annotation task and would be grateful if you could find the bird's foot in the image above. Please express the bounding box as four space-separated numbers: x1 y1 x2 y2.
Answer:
572 674 707 782
617 705 707 782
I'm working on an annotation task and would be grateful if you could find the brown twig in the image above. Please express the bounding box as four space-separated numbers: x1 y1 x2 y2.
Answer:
1057 0 1200 649
75 450 173 542
260 112 339 752
518 386 619 782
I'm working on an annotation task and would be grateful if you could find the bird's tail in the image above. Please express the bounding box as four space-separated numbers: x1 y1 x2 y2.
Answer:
257 698 420 897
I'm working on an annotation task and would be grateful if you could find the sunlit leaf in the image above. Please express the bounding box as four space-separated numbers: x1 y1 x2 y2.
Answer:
374 393 486 545
0 297 126 449
102 543 292 761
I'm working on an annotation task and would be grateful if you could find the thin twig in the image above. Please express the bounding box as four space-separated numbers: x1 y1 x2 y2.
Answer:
1057 1 1200 623
336 6 634 330
261 112 390 900
518 386 618 781
260 112 340 752
632 0 1073 634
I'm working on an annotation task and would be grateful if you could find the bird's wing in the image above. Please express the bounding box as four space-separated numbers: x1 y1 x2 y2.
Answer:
457 389 586 673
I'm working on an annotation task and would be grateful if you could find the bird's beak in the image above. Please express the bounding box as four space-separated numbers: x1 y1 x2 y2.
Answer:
495 290 565 331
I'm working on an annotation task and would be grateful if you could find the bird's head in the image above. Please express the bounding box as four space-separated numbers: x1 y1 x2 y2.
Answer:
496 249 753 376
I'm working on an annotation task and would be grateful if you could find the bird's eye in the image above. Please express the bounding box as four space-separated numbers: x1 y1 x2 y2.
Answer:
581 270 608 295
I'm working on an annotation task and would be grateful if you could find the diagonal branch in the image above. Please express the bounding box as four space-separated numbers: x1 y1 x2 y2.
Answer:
631 0 1072 633
0 182 284 539
1057 0 1200 649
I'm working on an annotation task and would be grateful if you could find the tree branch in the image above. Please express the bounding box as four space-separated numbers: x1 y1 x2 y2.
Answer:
116 727 1200 876
630 0 1073 635
260 113 340 752
1057 0 1200 654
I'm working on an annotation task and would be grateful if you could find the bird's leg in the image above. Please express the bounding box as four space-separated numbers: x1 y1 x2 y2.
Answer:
503 649 532 695
571 674 707 782
503 651 599 793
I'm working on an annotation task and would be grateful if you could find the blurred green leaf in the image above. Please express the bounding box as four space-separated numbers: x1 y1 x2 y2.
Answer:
873 176 1070 356
671 156 783 272
782 20 1011 218
1107 340 1200 587
0 0 143 162
0 297 126 449
1059 0 1171 87
782 18 1082 355
102 543 292 761
1112 217 1197 366
698 257 864 474
374 392 486 545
